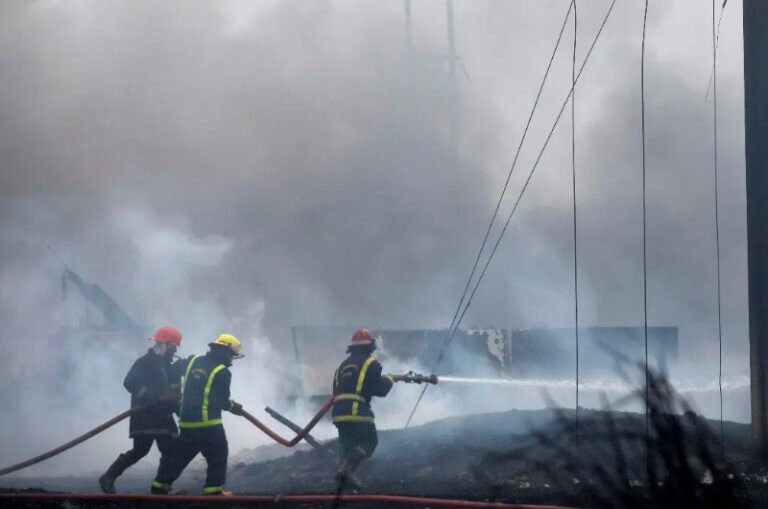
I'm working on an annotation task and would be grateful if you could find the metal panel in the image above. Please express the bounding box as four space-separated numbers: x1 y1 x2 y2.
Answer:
744 0 768 457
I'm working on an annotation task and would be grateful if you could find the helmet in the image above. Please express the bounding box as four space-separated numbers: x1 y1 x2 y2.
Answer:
350 328 375 346
150 326 182 347
209 333 244 359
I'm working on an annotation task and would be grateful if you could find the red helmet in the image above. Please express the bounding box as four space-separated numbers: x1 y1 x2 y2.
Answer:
350 328 375 346
150 326 182 347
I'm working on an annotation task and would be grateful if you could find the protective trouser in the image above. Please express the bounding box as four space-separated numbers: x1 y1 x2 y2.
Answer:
152 425 229 494
101 435 175 494
105 435 175 478
336 421 378 474
123 435 174 466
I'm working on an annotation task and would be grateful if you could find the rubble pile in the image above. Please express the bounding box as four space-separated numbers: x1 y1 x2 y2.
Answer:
222 407 752 503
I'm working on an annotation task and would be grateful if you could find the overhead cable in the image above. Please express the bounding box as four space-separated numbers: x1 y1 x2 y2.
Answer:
640 0 650 477
405 0 618 428
404 0 576 429
712 0 725 460
570 0 580 437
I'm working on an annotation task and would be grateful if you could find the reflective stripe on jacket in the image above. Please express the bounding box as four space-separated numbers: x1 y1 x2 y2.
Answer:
177 353 234 428
332 352 393 424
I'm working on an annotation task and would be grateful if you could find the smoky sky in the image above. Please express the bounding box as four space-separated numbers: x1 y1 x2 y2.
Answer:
0 0 751 467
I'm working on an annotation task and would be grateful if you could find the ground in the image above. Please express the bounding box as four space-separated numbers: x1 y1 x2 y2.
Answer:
2 407 768 508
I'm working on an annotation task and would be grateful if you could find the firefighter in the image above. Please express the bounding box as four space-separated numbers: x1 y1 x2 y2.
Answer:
151 333 244 496
332 328 394 487
99 326 183 494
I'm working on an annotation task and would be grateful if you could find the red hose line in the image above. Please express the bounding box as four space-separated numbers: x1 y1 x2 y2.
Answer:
240 398 333 447
0 407 138 477
0 396 177 477
0 493 586 509
0 397 331 477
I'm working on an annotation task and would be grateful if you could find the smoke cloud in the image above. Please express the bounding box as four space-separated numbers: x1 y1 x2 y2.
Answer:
0 0 749 476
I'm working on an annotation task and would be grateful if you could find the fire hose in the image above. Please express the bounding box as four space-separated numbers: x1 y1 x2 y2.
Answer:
0 395 183 477
0 492 584 508
0 371 438 476
238 371 438 446
0 407 137 477
0 399 333 477
239 398 333 447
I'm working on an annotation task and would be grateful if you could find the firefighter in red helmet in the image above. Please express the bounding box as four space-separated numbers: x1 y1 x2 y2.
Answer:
332 328 394 489
98 326 183 493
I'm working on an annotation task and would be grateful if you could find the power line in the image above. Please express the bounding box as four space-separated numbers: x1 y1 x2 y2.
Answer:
403 0 576 429
405 0 618 428
704 0 729 101
571 0 580 437
712 0 725 460
641 0 650 477
454 0 616 369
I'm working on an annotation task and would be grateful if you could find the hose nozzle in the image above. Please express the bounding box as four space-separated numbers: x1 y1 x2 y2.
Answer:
391 371 438 385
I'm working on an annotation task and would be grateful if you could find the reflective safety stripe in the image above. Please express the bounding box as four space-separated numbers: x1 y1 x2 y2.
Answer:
334 393 367 403
179 419 222 428
352 356 376 416
332 415 375 423
385 375 395 384
356 357 375 393
183 356 198 383
179 355 199 419
203 486 224 494
179 357 227 428
203 364 226 423
152 480 171 489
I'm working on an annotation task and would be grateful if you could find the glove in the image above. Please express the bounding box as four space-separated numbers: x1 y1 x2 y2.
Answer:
229 401 244 415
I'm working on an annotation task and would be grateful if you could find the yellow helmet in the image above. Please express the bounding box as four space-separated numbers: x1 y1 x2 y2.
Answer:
209 333 244 359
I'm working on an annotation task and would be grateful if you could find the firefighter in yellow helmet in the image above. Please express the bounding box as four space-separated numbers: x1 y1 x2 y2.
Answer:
151 333 245 496
332 328 394 489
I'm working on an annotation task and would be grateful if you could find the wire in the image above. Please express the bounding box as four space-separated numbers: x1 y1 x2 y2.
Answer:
712 0 725 460
405 0 618 428
640 0 650 477
704 0 728 101
404 0 576 428
571 0 580 436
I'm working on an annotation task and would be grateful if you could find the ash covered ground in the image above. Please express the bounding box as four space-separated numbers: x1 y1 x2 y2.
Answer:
5 406 768 508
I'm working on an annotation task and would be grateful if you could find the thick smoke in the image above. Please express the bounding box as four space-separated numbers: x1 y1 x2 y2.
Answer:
0 0 748 476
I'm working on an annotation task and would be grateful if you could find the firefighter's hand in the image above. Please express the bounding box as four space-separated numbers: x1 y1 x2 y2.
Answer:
229 401 244 415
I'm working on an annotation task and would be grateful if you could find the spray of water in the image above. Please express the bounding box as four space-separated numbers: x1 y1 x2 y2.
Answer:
437 375 750 394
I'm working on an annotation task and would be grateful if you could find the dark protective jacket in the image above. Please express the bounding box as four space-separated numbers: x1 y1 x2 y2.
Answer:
123 348 181 438
332 351 394 424
175 352 235 429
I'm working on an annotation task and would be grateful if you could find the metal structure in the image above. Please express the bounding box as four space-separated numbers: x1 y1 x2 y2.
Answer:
61 268 141 332
744 0 768 457
403 0 462 162
290 325 678 399
53 269 147 402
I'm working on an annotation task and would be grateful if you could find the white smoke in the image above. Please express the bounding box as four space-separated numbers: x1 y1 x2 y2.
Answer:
0 0 751 483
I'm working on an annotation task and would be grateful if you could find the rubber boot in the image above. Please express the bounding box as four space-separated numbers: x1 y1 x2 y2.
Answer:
151 481 177 495
204 490 234 496
99 453 132 494
335 459 364 492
